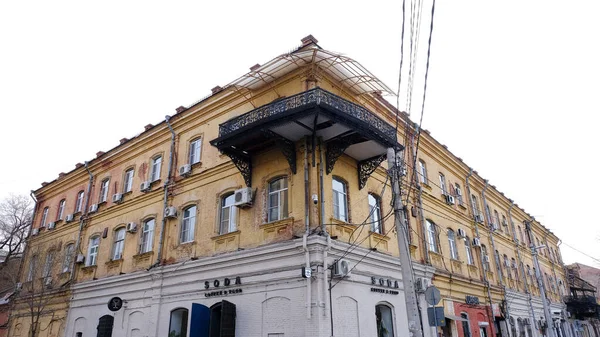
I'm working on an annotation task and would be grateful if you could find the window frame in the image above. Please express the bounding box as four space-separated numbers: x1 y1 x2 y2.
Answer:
140 218 155 254
63 243 74 273
219 193 237 235
150 155 162 182
267 177 289 223
112 227 126 260
418 160 428 184
75 191 85 213
426 220 438 253
40 207 49 226
123 168 134 193
189 138 202 165
169 308 189 337
332 177 349 222
447 229 459 260
368 193 383 234
375 303 396 337
99 178 110 203
27 255 37 282
57 199 66 221
42 251 54 278
180 205 197 244
86 236 100 267
454 183 463 205
465 236 474 265
439 173 447 195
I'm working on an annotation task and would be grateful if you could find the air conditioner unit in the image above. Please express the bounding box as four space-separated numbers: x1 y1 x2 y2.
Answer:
491 222 499 231
112 193 123 203
484 255 491 263
332 259 350 278
457 228 466 238
89 204 99 213
179 164 192 177
140 181 151 192
44 277 52 286
511 261 517 268
528 269 534 276
415 277 431 292
126 222 137 233
47 222 56 230
472 237 482 247
75 254 85 264
164 206 177 218
445 194 455 205
474 214 484 224
504 260 510 267
32 228 39 236
15 283 22 290
234 187 253 207
66 214 75 222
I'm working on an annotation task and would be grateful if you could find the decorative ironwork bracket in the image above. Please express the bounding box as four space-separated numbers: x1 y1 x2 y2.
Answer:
221 149 252 187
325 133 365 174
262 130 297 174
358 155 386 190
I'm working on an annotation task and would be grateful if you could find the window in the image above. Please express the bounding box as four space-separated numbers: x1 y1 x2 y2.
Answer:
123 169 134 193
532 267 537 288
502 215 508 234
512 258 518 279
112 228 126 260
465 236 474 265
40 207 49 226
97 315 114 337
495 250 503 277
418 160 428 184
169 308 189 337
426 220 438 253
518 226 524 244
471 194 481 218
63 243 74 273
494 210 501 231
151 156 162 182
86 236 100 266
439 173 447 195
454 183 463 205
27 255 37 282
180 206 196 243
75 191 84 213
448 229 459 259
369 194 383 234
527 265 533 286
99 178 110 203
209 301 236 337
43 252 54 278
332 178 348 222
140 218 155 253
219 194 237 235
481 245 489 271
503 254 510 278
189 138 202 165
267 177 289 222
461 313 471 337
57 199 66 220
376 304 395 337
485 205 492 224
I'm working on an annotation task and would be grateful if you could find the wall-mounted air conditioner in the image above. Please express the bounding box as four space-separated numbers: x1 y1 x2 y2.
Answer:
472 237 482 247
47 222 56 230
234 187 253 207
112 193 123 203
179 164 192 177
140 181 151 192
457 228 466 238
89 204 99 213
75 254 85 264
66 214 75 222
164 206 177 218
126 222 137 233
332 259 350 278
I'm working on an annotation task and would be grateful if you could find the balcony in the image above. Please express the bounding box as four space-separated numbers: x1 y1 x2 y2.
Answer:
563 295 599 318
211 88 401 188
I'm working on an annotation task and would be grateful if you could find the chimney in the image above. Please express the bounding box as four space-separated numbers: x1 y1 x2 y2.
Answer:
250 64 261 72
75 163 84 169
96 151 105 158
119 138 128 145
58 172 66 179
301 35 319 46
144 124 153 131
211 86 223 95
41 182 49 187
175 106 186 113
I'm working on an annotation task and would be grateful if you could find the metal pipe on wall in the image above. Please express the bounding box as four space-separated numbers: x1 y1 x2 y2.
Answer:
303 137 312 319
156 115 176 266
71 162 94 281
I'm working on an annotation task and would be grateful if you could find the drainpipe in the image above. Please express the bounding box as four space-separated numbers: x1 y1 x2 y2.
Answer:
466 170 495 329
303 137 312 319
412 124 429 264
155 115 176 267
510 203 538 336
318 138 330 319
71 162 94 281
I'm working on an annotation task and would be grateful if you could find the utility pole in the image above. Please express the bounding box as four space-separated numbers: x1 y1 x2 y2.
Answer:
387 148 423 337
525 220 556 337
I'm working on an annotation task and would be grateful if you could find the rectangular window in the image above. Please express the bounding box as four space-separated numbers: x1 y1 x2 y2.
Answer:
448 229 458 259
43 252 54 278
189 138 202 165
220 194 237 234
27 256 37 282
465 239 474 265
76 191 84 213
140 219 155 253
151 156 162 182
471 194 480 218
332 178 348 222
439 173 447 195
40 207 49 226
113 228 126 260
63 244 74 273
267 178 289 222
426 220 437 253
123 169 134 193
419 160 428 184
87 237 100 266
57 199 66 220
369 194 382 234
454 183 463 205
180 206 196 243
99 179 110 203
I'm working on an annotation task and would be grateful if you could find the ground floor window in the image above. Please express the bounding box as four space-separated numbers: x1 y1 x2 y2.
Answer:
376 304 395 337
461 313 471 337
209 300 236 337
97 315 114 337
169 308 189 337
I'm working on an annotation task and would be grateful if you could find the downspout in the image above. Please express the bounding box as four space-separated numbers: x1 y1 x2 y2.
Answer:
318 138 330 320
412 123 429 264
482 180 506 332
71 162 94 281
303 137 312 319
466 170 495 329
511 203 538 336
155 115 176 267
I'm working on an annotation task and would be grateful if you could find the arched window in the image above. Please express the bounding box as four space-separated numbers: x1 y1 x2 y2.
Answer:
57 199 66 221
267 177 288 222
439 173 447 195
493 210 501 232
448 229 458 259
418 160 428 184
332 178 348 222
426 220 438 253
123 168 134 193
518 226 524 244
43 251 55 278
140 218 155 253
151 156 162 182
180 206 196 243
376 303 395 337
99 178 110 203
97 315 114 337
112 228 126 260
63 243 74 273
189 138 202 165
219 194 236 235
481 245 489 271
75 191 85 213
86 236 100 266
502 215 508 233
471 194 481 218
368 194 382 234
503 254 510 278
454 183 463 205
27 255 37 282
169 308 189 337
40 207 49 226
461 312 471 337
465 236 474 265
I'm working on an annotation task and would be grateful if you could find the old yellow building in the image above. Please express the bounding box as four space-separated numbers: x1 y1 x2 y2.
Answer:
12 36 570 337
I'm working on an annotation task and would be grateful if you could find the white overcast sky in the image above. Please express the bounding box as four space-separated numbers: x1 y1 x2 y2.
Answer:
1 1 598 266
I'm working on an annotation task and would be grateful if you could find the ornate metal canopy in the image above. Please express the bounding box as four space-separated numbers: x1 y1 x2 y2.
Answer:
210 88 401 188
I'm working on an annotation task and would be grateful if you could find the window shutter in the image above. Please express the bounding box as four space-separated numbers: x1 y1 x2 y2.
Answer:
190 303 210 337
220 300 236 337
